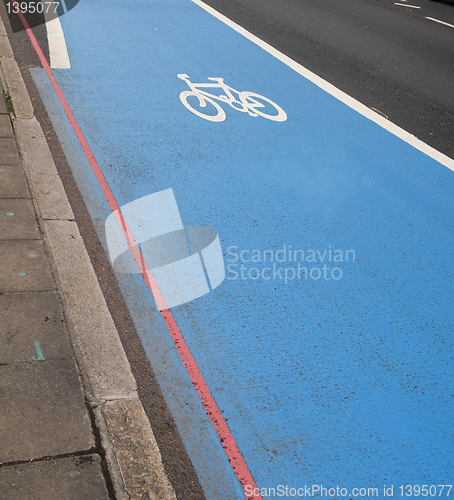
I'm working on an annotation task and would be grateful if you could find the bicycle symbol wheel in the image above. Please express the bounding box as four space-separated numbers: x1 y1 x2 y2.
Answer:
179 91 227 122
239 92 287 122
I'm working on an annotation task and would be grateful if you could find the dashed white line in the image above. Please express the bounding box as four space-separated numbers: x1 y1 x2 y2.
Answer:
395 3 420 8
425 17 454 29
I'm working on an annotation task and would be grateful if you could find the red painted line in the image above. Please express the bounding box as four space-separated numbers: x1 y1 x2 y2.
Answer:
14 6 263 499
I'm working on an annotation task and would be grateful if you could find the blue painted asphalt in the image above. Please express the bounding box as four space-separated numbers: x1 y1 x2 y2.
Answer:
32 0 454 497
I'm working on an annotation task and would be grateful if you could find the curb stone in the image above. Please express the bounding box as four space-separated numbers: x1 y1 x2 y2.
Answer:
14 117 74 220
0 58 33 119
0 15 177 500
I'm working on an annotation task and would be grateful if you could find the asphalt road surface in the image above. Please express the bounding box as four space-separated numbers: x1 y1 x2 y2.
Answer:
201 0 454 159
2 0 453 498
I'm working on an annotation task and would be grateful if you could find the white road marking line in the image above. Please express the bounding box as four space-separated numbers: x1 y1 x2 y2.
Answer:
425 17 454 29
44 2 70 69
395 3 421 8
192 0 454 172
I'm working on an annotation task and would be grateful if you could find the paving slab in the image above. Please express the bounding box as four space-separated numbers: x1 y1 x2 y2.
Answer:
0 291 73 364
0 137 19 165
0 198 40 240
0 114 13 137
0 359 95 464
0 454 110 500
0 166 29 198
0 240 54 293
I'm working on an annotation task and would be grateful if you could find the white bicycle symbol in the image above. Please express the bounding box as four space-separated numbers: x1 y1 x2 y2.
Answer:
177 74 287 123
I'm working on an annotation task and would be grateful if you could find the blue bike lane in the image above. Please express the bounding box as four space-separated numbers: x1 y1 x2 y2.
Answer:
30 0 454 498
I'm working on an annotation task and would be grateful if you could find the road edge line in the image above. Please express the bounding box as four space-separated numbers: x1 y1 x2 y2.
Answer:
192 0 454 172
0 15 177 500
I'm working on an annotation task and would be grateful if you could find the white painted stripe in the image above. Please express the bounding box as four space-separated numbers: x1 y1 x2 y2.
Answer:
192 0 454 172
425 17 454 29
44 2 70 69
395 3 420 8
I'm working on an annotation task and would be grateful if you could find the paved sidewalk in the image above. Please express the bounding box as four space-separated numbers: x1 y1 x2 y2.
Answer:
0 67 112 499
0 14 177 500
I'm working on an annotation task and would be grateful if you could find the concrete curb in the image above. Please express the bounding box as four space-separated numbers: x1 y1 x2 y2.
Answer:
1 58 33 119
14 117 74 220
0 17 177 500
42 219 138 400
99 400 179 500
